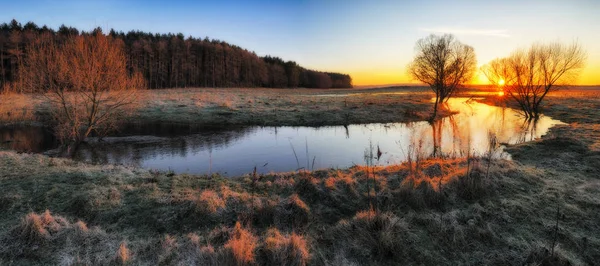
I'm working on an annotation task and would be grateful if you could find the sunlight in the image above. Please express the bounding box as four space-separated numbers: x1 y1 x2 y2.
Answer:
498 79 505 86
498 91 505 97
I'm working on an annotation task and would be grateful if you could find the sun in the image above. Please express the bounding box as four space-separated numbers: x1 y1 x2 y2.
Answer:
498 79 505 86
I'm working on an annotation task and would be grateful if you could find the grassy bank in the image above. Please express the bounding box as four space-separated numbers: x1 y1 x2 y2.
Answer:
1 134 599 265
0 87 450 127
1 87 599 265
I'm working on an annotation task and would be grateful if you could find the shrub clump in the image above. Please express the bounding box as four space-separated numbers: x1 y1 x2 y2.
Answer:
275 194 311 229
2 210 117 264
448 161 496 201
263 228 310 266
327 209 417 264
114 241 131 265
196 189 226 214
16 210 68 244
223 222 258 265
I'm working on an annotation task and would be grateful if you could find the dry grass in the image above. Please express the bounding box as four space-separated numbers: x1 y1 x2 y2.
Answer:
0 148 598 264
328 209 414 264
0 86 445 127
0 86 599 265
264 228 310 266
196 189 226 214
275 193 311 229
224 222 258 265
0 92 45 124
115 241 130 265
2 210 119 264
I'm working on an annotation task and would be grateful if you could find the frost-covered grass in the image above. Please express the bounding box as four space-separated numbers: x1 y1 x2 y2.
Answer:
0 146 598 265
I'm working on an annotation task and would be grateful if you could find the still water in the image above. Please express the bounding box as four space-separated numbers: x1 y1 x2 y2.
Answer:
0 98 564 176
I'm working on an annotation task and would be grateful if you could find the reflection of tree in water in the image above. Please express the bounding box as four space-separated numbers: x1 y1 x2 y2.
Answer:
73 124 257 165
0 126 57 153
447 115 463 157
2 101 565 174
515 119 538 144
404 98 543 160
426 114 463 158
430 119 442 157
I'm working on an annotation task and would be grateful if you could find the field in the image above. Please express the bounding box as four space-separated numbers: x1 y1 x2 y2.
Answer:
0 86 599 265
0 87 450 127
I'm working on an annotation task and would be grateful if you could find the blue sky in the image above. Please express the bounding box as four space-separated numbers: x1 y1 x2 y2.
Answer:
2 0 599 85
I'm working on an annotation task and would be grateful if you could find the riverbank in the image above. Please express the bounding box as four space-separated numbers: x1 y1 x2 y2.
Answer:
1 131 598 265
0 86 451 127
0 87 598 265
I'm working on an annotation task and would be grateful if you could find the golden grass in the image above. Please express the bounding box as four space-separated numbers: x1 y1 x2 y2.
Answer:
197 189 226 214
224 221 258 265
0 93 44 124
115 241 130 265
264 228 310 266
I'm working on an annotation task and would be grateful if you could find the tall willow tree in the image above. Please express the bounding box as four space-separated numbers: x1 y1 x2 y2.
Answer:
407 34 477 119
482 41 586 119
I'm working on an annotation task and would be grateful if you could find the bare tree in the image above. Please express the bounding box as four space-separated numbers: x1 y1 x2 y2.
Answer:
20 31 143 155
407 34 477 119
481 41 586 119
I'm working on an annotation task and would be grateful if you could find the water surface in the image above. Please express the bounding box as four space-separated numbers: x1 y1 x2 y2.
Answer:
0 98 564 176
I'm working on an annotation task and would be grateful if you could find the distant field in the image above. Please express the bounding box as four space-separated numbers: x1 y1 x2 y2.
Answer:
0 86 438 127
2 85 598 128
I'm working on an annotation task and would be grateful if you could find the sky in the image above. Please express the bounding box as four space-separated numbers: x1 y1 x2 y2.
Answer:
2 0 599 85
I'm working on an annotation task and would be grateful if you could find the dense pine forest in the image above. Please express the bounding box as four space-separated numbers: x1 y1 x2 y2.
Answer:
0 19 352 92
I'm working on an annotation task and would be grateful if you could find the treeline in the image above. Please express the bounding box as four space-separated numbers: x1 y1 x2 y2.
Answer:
0 19 352 92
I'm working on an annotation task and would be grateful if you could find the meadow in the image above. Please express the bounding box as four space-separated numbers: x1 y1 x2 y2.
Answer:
0 86 449 127
0 86 598 265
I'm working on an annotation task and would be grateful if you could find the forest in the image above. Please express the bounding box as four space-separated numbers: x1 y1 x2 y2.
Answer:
0 19 352 92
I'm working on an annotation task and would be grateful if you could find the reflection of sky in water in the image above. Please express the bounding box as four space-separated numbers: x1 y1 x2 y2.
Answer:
0 98 565 176
106 98 565 176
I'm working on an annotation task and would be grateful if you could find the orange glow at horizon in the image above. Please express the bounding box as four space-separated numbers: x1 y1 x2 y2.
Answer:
349 64 600 87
